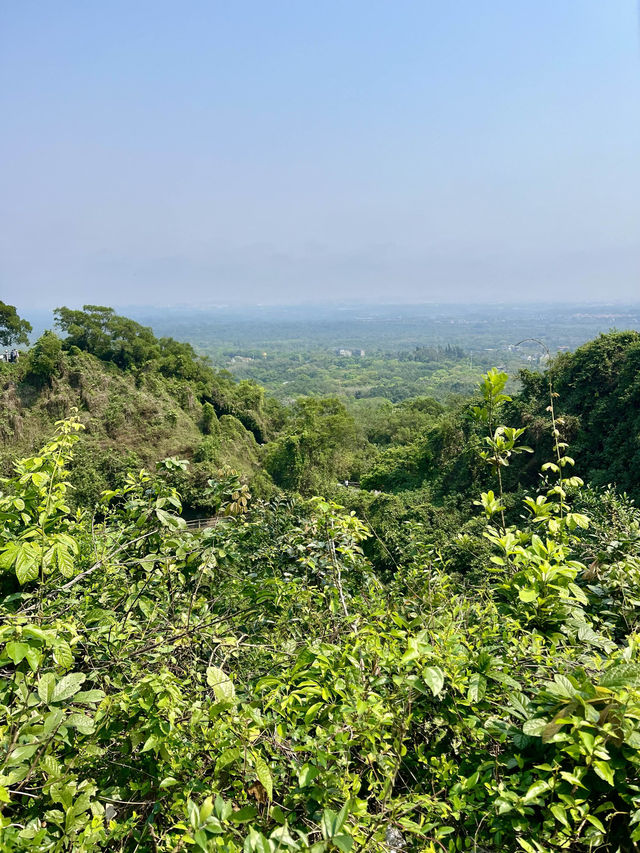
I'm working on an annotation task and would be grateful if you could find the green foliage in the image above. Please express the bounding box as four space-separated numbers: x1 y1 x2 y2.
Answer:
516 331 640 500
2 354 640 853
0 302 32 348
54 305 215 387
201 401 218 435
263 398 358 494
24 331 64 384
4 317 640 851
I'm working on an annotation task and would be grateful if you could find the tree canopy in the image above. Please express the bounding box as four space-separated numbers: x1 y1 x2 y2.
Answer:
0 302 32 348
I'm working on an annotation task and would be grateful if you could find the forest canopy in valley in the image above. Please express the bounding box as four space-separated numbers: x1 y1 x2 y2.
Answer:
1 307 640 852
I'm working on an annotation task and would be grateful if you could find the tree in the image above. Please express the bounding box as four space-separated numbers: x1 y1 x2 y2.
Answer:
26 330 63 384
54 304 159 369
0 301 32 347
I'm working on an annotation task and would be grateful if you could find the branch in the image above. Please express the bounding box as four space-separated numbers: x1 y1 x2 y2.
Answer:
58 528 160 591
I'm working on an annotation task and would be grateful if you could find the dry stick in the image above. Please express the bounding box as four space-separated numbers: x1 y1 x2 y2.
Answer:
514 337 565 517
58 529 160 591
110 606 259 663
358 506 400 571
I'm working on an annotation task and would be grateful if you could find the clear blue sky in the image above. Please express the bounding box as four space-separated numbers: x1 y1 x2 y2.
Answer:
1 1 639 308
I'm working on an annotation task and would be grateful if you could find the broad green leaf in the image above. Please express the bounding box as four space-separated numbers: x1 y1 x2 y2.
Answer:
51 672 86 703
547 674 577 699
215 746 241 771
6 743 38 765
65 713 95 734
568 582 588 605
15 547 39 585
22 625 50 642
42 708 65 735
53 640 73 669
523 780 549 802
74 689 105 704
254 755 273 801
559 771 587 789
600 662 640 690
206 665 236 704
467 673 487 703
231 804 258 823
24 647 42 672
518 588 538 603
334 800 349 834
298 764 319 787
585 814 606 833
141 734 160 753
40 755 62 777
422 665 445 697
551 803 569 827
321 809 337 840
4 641 29 665
593 760 615 786
522 718 548 737
199 796 214 822
332 835 353 853
38 672 56 704
187 799 199 831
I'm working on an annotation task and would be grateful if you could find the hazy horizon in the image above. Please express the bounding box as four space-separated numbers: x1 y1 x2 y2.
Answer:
2 2 639 309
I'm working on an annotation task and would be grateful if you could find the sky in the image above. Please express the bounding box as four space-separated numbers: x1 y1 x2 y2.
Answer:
1 1 639 309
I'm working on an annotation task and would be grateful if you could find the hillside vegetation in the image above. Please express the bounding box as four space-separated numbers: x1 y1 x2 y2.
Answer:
1 310 640 852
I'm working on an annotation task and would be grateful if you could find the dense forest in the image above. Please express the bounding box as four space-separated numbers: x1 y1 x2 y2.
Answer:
2 305 640 852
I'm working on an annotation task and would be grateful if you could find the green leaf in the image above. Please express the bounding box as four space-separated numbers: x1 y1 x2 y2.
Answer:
42 708 65 735
4 641 29 664
187 799 199 831
321 809 337 840
559 771 587 789
593 760 615 786
518 588 538 603
215 746 241 772
516 840 539 853
0 542 19 570
52 641 73 669
74 689 105 704
40 755 62 777
22 625 50 642
38 672 56 704
332 835 353 853
141 734 160 753
600 662 640 690
334 800 349 834
298 764 319 787
551 803 569 828
422 665 445 697
7 743 38 765
585 814 606 833
547 674 577 699
568 582 588 605
51 672 86 703
206 665 236 705
65 713 95 734
523 780 549 802
230 804 258 823
522 718 548 737
24 647 41 672
199 796 214 822
15 547 39 585
467 673 487 703
254 755 273 801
